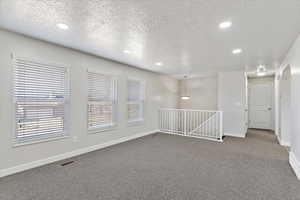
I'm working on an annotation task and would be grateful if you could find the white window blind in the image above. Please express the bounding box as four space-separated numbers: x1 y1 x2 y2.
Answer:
14 58 70 144
127 79 145 123
87 71 117 132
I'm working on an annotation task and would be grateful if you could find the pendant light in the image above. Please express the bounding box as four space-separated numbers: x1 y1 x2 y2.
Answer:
181 75 190 100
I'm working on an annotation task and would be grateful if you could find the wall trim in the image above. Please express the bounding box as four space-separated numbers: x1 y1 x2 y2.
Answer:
279 138 291 147
276 134 291 147
224 132 246 138
0 130 158 178
289 151 300 180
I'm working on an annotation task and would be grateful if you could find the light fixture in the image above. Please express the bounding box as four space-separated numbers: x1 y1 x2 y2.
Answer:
124 50 131 54
219 21 232 29
155 62 163 66
181 96 190 100
180 75 190 100
56 23 69 30
257 72 266 76
256 65 267 76
232 48 242 54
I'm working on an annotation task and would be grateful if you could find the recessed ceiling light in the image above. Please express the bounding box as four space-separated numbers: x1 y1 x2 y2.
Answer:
56 23 69 30
124 50 131 54
219 21 232 29
232 48 242 54
181 96 190 100
155 62 163 66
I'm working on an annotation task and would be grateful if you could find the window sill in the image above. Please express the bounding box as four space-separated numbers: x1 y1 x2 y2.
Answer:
13 135 69 148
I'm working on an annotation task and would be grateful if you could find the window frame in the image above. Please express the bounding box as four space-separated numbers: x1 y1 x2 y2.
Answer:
127 77 146 126
12 56 70 146
87 68 118 134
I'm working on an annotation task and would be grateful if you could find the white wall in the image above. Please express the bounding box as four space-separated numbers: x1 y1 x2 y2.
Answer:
218 71 247 137
275 67 291 146
278 67 291 146
278 33 300 178
0 29 178 172
274 72 280 138
179 76 217 110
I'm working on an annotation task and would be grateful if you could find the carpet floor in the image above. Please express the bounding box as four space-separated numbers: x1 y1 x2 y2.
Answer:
1 129 300 200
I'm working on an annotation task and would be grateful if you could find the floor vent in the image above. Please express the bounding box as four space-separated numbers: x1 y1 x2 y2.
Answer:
60 161 74 166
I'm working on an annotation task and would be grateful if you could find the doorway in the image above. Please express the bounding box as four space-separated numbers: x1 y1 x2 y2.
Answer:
248 76 275 130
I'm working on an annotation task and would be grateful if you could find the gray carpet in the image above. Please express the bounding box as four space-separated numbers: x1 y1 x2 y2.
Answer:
1 129 300 200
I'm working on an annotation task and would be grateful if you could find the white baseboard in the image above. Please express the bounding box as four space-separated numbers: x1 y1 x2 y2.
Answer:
276 134 291 146
0 130 158 178
289 151 300 180
279 139 291 147
224 132 246 138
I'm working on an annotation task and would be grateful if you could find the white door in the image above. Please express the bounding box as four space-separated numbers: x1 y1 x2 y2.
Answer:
249 82 273 129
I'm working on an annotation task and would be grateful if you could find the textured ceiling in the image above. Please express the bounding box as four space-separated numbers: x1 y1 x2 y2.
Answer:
0 0 300 76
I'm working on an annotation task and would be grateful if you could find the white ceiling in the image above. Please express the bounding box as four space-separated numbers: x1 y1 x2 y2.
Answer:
1 0 300 77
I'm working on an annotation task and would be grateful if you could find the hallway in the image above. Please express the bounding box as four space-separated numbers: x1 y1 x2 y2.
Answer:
226 129 286 161
0 130 299 200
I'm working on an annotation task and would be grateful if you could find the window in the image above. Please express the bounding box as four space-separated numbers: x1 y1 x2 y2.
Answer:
14 58 70 144
87 70 117 132
127 79 145 124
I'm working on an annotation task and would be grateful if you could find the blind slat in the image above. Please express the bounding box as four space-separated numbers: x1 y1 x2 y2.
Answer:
87 71 117 130
14 58 69 143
